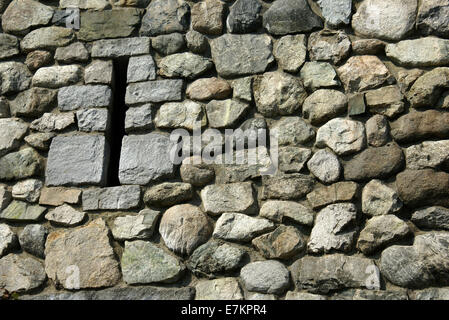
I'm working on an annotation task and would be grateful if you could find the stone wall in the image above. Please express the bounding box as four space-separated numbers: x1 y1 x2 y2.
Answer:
1 0 449 300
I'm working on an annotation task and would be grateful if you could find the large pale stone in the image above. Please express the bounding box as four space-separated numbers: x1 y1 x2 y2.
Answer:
386 37 449 67
32 65 82 89
46 135 109 186
119 133 175 185
210 34 274 78
308 203 358 254
200 182 257 216
45 219 121 289
316 118 366 156
352 0 418 41
2 0 54 35
159 204 212 255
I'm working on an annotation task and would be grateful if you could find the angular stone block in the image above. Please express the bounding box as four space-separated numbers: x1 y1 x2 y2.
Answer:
125 80 183 105
46 135 109 186
58 85 112 111
82 185 141 211
119 133 175 185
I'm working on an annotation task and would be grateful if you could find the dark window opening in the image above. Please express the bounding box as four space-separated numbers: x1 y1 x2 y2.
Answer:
107 58 129 186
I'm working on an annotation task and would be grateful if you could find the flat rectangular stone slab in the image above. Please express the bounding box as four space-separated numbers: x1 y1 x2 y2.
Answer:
46 135 109 186
119 133 175 185
58 85 112 111
82 185 141 210
125 80 183 105
91 37 151 58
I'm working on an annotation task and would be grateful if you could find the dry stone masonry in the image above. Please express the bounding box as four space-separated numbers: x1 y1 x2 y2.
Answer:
0 0 449 301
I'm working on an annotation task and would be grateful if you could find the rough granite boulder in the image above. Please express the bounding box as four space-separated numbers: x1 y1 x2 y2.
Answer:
210 34 274 78
44 219 121 289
